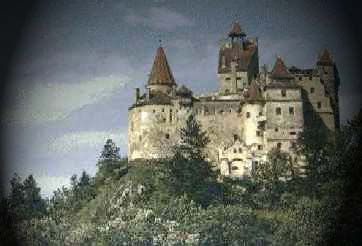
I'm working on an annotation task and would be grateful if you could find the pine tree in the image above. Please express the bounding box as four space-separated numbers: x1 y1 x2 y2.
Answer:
162 114 221 207
96 139 126 185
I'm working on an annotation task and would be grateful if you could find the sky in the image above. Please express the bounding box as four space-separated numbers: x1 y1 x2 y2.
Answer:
2 0 361 197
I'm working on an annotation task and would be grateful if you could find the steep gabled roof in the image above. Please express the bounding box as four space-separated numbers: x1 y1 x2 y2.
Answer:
270 56 294 80
317 49 334 66
147 47 176 86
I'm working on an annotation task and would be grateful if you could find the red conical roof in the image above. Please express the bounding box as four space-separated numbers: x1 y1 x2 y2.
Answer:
147 47 176 86
270 56 293 80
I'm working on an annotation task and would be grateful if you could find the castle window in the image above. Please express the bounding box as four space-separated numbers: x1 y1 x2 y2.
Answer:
309 76 312 80
153 109 156 113
238 148 242 153
246 112 250 118
169 114 172 122
291 142 297 149
275 128 279 132
299 76 302 80
290 131 297 135
310 87 315 94
233 148 237 153
162 108 165 112
277 142 282 149
258 145 263 150
165 133 170 139
225 77 231 81
162 118 166 123
317 102 322 109
256 131 262 137
289 107 294 115
259 111 263 116
233 134 238 141
281 89 286 97
229 109 232 113
231 166 239 170
276 107 281 115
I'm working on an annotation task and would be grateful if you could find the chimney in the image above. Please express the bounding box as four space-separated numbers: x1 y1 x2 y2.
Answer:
135 88 140 101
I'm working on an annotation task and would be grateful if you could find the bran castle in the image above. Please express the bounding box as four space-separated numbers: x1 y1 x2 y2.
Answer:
128 21 340 178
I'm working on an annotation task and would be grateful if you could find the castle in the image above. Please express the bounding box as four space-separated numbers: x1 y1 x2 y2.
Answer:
128 21 340 178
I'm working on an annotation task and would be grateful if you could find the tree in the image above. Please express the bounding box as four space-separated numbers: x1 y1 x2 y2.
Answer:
7 174 46 221
161 114 221 207
253 149 293 208
96 139 127 185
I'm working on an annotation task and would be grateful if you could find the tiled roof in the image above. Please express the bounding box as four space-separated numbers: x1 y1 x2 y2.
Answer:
147 47 176 86
218 42 256 73
270 56 294 80
176 85 192 96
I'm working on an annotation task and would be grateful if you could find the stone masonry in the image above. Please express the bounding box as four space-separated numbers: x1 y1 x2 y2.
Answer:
127 21 340 178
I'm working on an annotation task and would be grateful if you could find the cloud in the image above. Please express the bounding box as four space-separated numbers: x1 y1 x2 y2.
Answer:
5 75 129 125
48 129 127 155
125 7 193 31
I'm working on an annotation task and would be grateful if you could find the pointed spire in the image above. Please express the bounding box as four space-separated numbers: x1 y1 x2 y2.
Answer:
228 21 245 38
147 46 176 86
317 49 333 66
270 56 293 80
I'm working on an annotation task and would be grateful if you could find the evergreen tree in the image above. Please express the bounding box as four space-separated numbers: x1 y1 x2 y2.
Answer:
7 173 46 221
96 139 126 184
161 114 221 207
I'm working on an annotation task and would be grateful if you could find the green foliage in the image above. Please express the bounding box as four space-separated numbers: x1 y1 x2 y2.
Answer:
7 174 47 222
96 139 127 186
160 114 222 207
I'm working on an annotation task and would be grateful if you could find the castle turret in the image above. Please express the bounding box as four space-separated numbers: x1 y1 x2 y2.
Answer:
147 46 176 95
217 21 259 94
316 49 340 129
265 57 303 152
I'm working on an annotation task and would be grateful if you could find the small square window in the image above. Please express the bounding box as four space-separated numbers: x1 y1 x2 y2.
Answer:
258 145 263 150
277 142 282 149
165 133 170 139
299 76 302 80
317 102 322 109
246 112 250 118
275 128 279 132
233 134 238 141
276 107 281 115
289 107 294 115
256 131 262 137
310 87 315 93
259 111 263 116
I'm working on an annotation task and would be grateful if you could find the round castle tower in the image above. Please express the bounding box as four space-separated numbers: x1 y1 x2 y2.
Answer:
128 46 192 161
